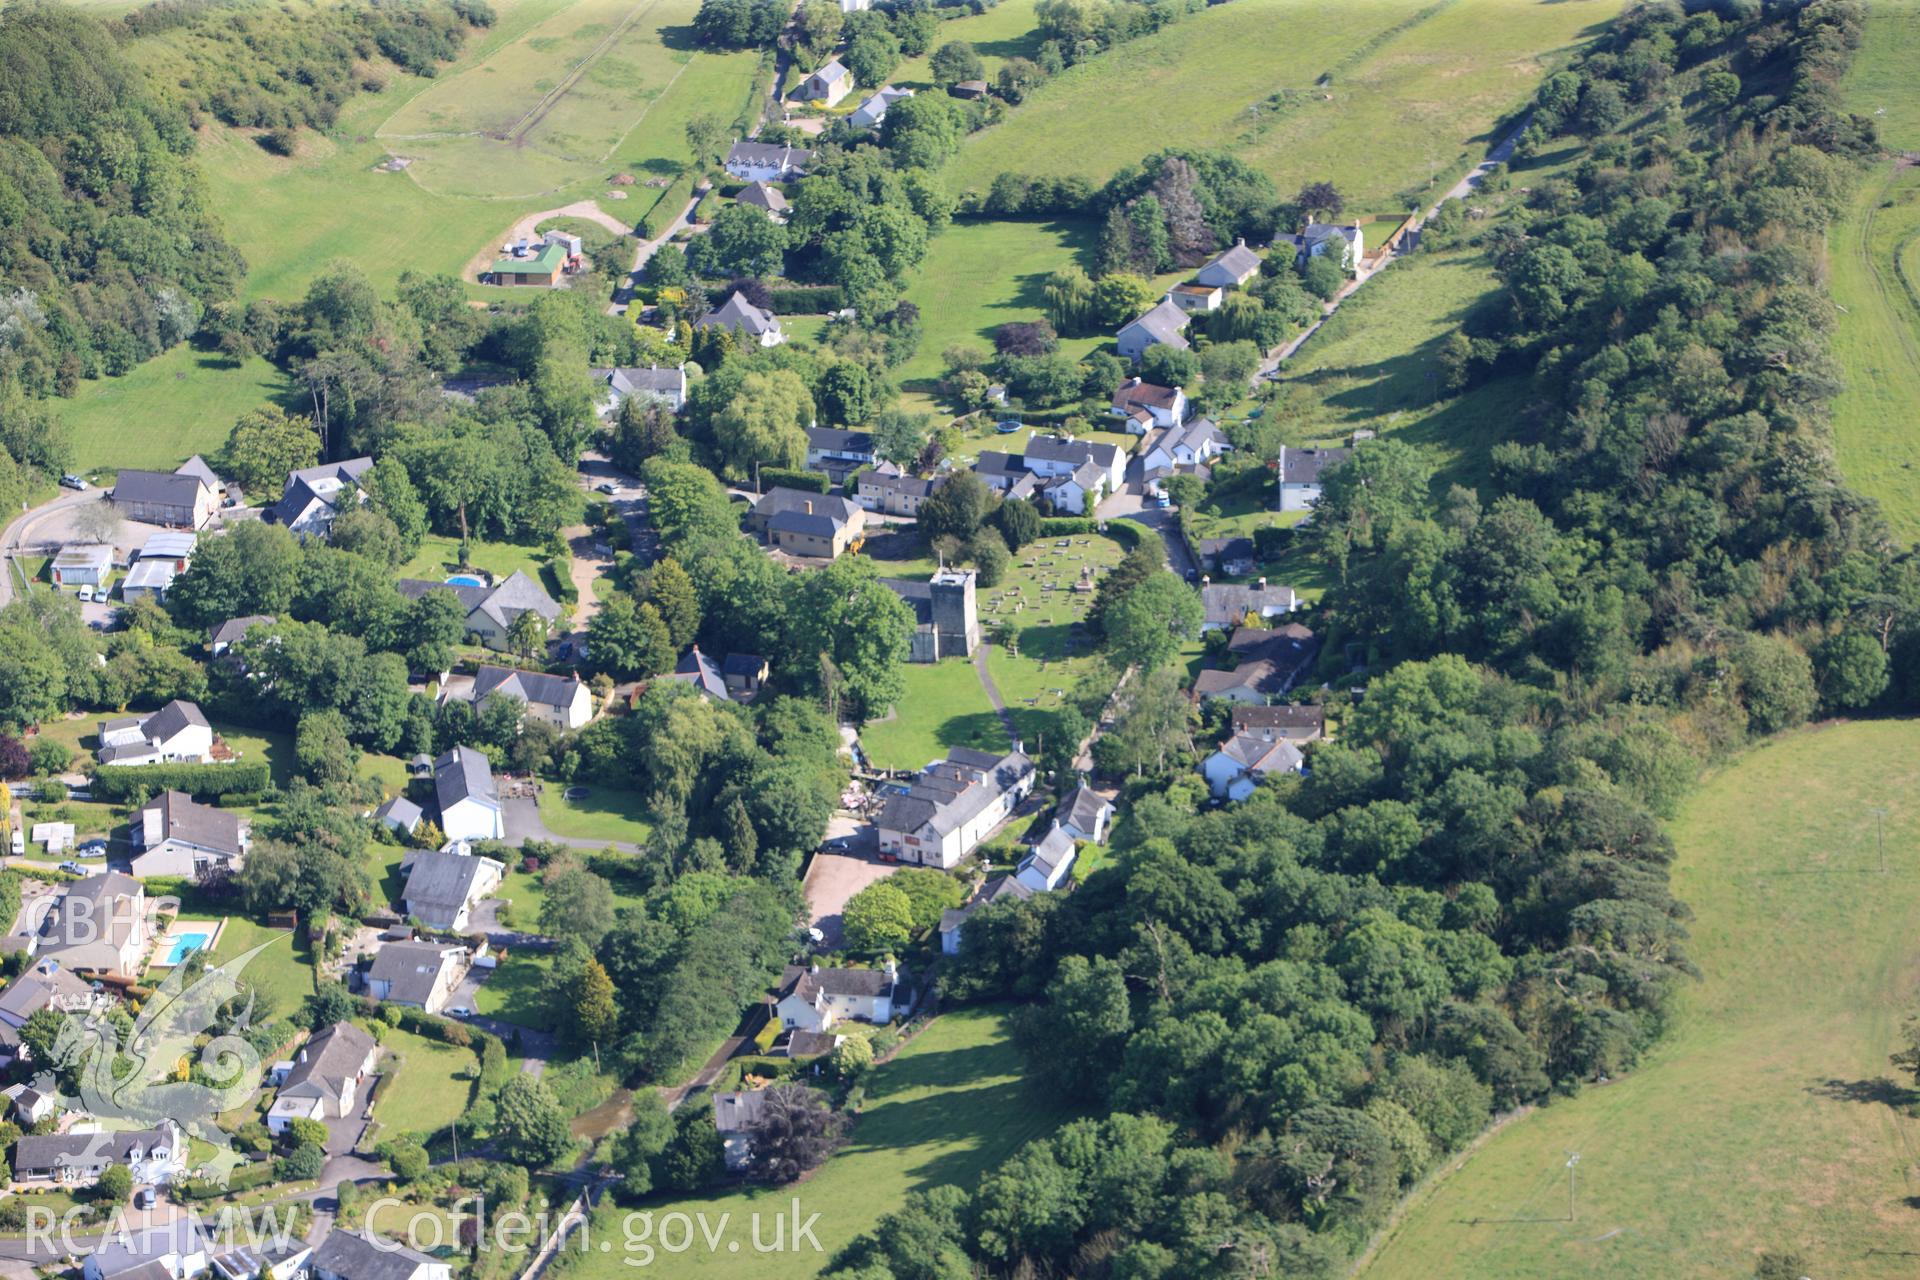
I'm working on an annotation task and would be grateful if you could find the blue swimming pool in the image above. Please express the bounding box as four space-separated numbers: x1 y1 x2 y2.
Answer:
163 931 211 965
446 574 486 587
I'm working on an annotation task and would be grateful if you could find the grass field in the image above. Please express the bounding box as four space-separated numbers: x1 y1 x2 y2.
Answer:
59 346 295 474
892 0 1044 88
943 0 1605 211
399 534 554 585
1842 1 1920 150
374 1025 479 1139
1360 719 1920 1279
857 659 1003 771
564 1005 1071 1279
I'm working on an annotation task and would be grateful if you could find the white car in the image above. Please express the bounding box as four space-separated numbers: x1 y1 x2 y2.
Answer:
77 586 94 602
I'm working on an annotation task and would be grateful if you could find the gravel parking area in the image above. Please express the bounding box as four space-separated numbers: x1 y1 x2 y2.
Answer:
802 846 896 949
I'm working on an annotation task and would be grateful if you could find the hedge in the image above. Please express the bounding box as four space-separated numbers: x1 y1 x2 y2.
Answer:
767 284 844 314
1039 517 1145 549
177 1160 276 1200
89 760 271 803
759 468 828 494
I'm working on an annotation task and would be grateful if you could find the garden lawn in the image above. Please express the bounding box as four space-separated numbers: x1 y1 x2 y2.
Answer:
1360 719 1920 1280
60 346 296 474
534 785 653 845
857 660 1003 772
944 0 1602 211
213 920 314 1021
568 1005 1071 1279
373 1025 478 1140
399 534 554 586
473 951 555 1032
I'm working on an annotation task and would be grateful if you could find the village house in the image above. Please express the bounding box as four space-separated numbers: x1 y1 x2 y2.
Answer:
33 872 150 977
0 958 105 1035
399 848 505 932
746 487 866 559
856 465 943 516
938 874 1033 955
1140 417 1228 474
1193 624 1321 704
210 1241 312 1280
1015 824 1077 893
849 84 914 128
130 790 250 881
1203 731 1306 802
2 1081 57 1125
712 1090 768 1172
774 960 902 1033
696 292 785 347
1195 239 1263 289
1231 702 1328 744
267 1021 380 1134
1196 535 1256 577
1290 221 1364 272
877 746 1034 869
97 699 216 766
311 1229 452 1280
110 469 218 529
13 1121 182 1189
1116 297 1191 363
469 664 594 730
591 364 688 416
1276 445 1354 512
267 457 374 537
971 451 1039 501
83 1221 214 1280
364 939 471 1014
432 745 504 843
1024 435 1127 494
794 58 854 106
882 568 981 661
664 646 730 701
1201 579 1299 631
720 653 770 701
1056 784 1116 843
208 614 275 657
51 543 114 589
724 141 814 183
804 427 876 475
1109 378 1187 434
735 181 790 222
395 571 563 651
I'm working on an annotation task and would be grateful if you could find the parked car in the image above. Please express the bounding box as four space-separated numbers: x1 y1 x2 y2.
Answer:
449 1005 473 1018
595 482 617 495
135 1188 157 1210
59 474 88 491
58 861 84 874
78 839 108 857
77 586 94 602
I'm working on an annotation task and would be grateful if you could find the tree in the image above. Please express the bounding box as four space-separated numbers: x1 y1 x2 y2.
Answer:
220 405 321 496
573 955 620 1048
684 113 727 174
918 470 998 543
691 204 788 279
95 1164 132 1204
71 497 123 546
1734 633 1817 735
644 557 702 649
506 608 550 664
378 1136 430 1181
712 369 814 480
1815 630 1889 712
295 709 359 785
1090 274 1157 328
871 409 930 467
842 881 915 950
846 29 900 88
996 497 1041 551
541 866 617 950
609 1091 676 1202
882 93 965 169
1103 572 1202 672
967 526 1011 588
1043 266 1094 335
1297 181 1344 220
888 867 964 932
0 734 28 780
286 1117 330 1150
494 1076 574 1167
1301 254 1346 300
740 1084 847 1183
927 40 983 86
829 1035 873 1079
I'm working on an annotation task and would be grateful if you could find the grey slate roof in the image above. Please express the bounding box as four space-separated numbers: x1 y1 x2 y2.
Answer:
267 475 330 528
37 873 143 971
712 1090 768 1134
473 664 584 713
0 959 95 1023
1024 823 1075 877
146 699 210 743
1231 703 1327 737
1216 732 1305 776
209 615 275 649
112 469 209 508
697 292 781 337
1277 445 1353 486
1024 435 1121 472
312 1227 440 1280
1056 785 1112 835
786 1030 839 1057
669 646 729 699
876 747 1032 842
375 797 423 832
806 427 875 455
433 745 496 811
14 1125 172 1176
175 455 221 487
724 141 815 174
280 1021 377 1104
473 570 561 629
396 579 490 613
594 365 686 401
1200 240 1261 282
146 790 246 857
752 486 860 524
1119 298 1191 350
779 963 897 1001
368 941 463 1007
736 181 789 213
1201 583 1299 628
402 851 499 919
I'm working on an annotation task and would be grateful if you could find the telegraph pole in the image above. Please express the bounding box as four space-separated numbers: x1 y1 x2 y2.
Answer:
1871 806 1889 874
1565 1153 1580 1222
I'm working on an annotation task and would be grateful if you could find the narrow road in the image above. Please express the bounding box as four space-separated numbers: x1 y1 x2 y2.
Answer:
0 488 100 607
609 187 709 315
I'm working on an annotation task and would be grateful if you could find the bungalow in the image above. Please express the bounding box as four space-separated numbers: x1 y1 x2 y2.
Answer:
1115 297 1191 363
399 849 504 932
1109 378 1187 433
712 1090 767 1172
1195 239 1262 289
1055 784 1115 843
13 1120 181 1188
432 745 503 843
130 790 250 881
856 465 943 517
882 568 981 662
50 543 113 588
267 1022 379 1134
1168 281 1225 314
311 1229 452 1280
267 457 374 537
849 85 913 129
375 797 424 838
470 664 594 730
396 572 563 651
746 488 866 559
98 699 215 766
1203 731 1305 802
487 240 569 287
774 960 901 1033
1231 702 1327 744
804 427 877 474
1192 624 1321 705
937 874 1032 955
1196 535 1256 577
1015 824 1076 893
208 614 275 657
876 746 1034 869
33 873 149 977
1200 580 1299 631
723 141 814 183
591 365 688 416
110 470 217 530
1140 417 1228 473
365 940 470 1014
696 292 785 347
1276 445 1353 512
794 58 853 107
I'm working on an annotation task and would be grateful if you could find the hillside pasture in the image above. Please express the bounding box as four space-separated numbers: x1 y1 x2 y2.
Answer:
1359 719 1920 1280
891 0 1045 89
61 346 297 474
943 0 1606 211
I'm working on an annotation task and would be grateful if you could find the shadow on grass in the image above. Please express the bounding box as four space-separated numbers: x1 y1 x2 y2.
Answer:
1807 1076 1911 1107
936 710 1014 755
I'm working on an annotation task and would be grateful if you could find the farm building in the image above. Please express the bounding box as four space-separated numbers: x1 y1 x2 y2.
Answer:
110 469 217 529
487 240 570 287
50 543 113 588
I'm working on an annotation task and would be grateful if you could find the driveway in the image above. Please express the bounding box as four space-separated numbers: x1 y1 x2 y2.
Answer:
461 1010 558 1078
802 848 897 949
499 793 643 853
1096 486 1197 580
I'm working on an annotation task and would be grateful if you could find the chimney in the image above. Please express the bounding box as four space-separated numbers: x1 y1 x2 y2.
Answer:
298 1047 308 1064
810 961 821 975
1258 577 1267 589
1201 574 1211 586
884 958 898 981
803 500 814 515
